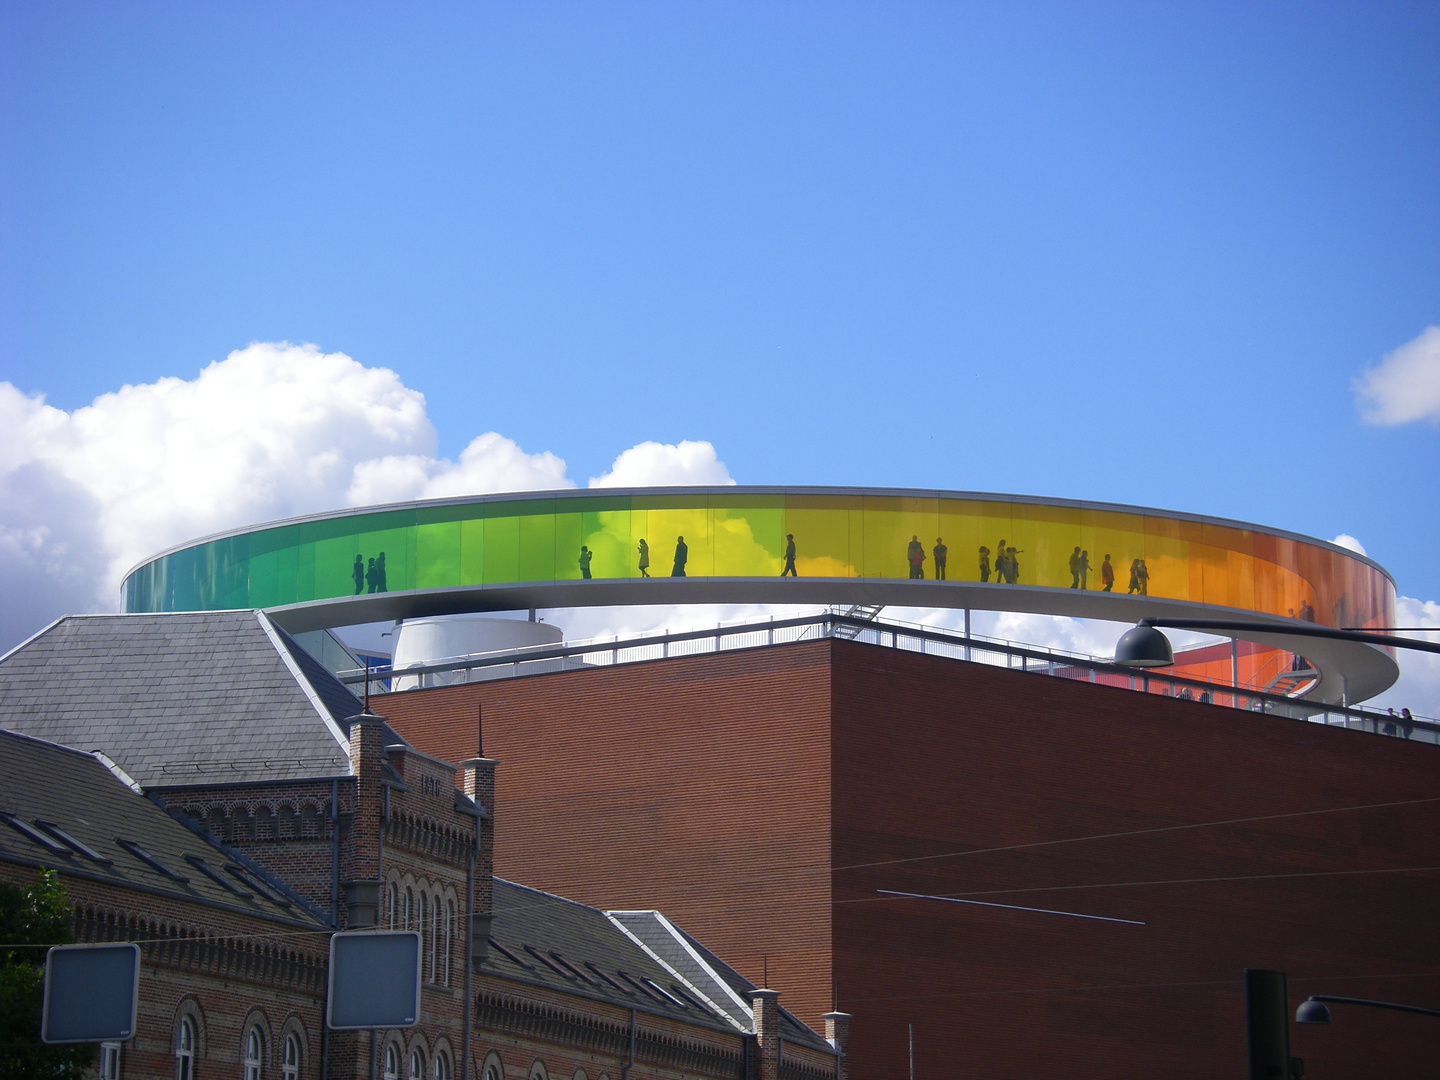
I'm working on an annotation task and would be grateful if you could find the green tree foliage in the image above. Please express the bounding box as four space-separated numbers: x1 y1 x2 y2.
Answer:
0 872 95 1079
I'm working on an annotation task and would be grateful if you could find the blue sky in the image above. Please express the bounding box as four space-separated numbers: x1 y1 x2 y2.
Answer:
2 3 1437 653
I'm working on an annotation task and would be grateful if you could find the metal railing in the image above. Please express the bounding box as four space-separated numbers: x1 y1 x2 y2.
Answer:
336 612 1438 745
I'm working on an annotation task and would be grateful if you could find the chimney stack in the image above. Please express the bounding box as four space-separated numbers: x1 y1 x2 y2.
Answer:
461 755 498 963
341 714 386 927
823 1012 851 1080
751 988 781 1080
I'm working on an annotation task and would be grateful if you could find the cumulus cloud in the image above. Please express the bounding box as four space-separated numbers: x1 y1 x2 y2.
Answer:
0 342 726 650
588 440 733 488
1354 326 1440 426
1331 533 1367 556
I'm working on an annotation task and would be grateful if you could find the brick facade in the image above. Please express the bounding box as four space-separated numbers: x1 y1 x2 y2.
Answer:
377 637 1440 1080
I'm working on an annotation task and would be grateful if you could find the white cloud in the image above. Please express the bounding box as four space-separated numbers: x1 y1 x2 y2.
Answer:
588 440 734 488
1331 533 1367 556
0 342 724 651
1354 326 1440 426
1364 596 1440 722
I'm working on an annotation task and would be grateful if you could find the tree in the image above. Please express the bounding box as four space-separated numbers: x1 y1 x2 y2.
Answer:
0 872 95 1079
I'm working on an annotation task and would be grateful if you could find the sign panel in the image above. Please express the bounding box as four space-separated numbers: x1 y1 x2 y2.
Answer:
327 930 422 1030
42 943 140 1044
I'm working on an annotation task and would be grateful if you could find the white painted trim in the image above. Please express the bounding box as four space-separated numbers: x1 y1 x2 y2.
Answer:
604 911 752 1031
256 611 352 761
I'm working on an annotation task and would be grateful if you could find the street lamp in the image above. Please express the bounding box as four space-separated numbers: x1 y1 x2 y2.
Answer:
1113 617 1440 669
1295 995 1440 1024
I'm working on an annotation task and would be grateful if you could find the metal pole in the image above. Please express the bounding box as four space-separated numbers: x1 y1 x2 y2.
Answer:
908 1023 914 1080
963 608 970 661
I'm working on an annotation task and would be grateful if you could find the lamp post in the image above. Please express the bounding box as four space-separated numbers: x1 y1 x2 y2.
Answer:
1295 995 1440 1024
1113 618 1440 670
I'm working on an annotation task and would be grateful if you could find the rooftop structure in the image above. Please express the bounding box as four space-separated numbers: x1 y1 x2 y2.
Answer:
119 486 1400 703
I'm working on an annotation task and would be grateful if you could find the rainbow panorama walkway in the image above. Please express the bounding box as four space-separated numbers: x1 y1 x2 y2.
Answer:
122 487 1399 704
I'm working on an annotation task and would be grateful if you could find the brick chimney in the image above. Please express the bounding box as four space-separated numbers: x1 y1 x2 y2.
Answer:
823 1012 851 1080
751 988 781 1080
460 755 497 965
341 714 386 927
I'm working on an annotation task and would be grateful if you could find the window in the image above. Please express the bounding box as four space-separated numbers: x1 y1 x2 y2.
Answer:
99 1042 121 1079
383 1044 401 1080
433 1050 452 1080
175 1016 196 1080
482 1060 503 1080
418 893 429 981
443 899 455 986
428 892 440 982
410 1048 425 1080
282 1032 302 1080
388 881 399 929
405 886 414 930
243 1026 263 1080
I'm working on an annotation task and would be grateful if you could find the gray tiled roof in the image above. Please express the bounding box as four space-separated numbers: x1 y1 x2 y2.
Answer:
0 611 355 786
0 727 327 926
608 909 830 1048
484 880 832 1051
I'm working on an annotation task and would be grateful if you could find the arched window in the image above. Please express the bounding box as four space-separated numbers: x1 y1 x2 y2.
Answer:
443 898 455 986
405 886 414 930
428 892 440 982
175 1016 196 1080
244 1026 263 1080
482 1059 503 1080
418 893 430 981
388 880 399 929
383 1044 402 1080
433 1049 452 1080
410 1047 425 1080
282 1031 302 1080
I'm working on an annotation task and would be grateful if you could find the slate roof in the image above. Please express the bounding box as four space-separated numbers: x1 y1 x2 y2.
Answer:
0 727 328 927
484 880 834 1051
0 611 357 787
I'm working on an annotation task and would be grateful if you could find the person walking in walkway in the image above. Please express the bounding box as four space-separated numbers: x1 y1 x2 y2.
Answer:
671 536 688 577
933 538 948 580
781 534 798 577
907 536 926 579
1136 558 1149 596
978 546 992 582
1069 546 1082 588
1127 559 1141 594
352 554 365 595
1101 555 1114 592
1078 550 1092 590
637 538 650 577
579 545 593 579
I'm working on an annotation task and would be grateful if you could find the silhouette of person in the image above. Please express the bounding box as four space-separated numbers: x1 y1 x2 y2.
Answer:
1127 559 1141 594
366 557 378 594
352 554 365 595
933 538 948 580
1007 546 1022 584
1136 558 1148 596
781 534 798 577
579 545 593 579
994 539 1009 584
1299 599 1315 622
907 536 926 579
1101 555 1114 592
637 538 650 578
1069 546 1082 588
671 536 688 577
978 546 991 582
1079 550 1091 590
1401 708 1415 740
376 551 388 592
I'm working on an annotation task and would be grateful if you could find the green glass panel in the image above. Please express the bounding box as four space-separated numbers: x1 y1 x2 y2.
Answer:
482 511 520 585
459 519 484 585
416 521 462 590
516 503 557 583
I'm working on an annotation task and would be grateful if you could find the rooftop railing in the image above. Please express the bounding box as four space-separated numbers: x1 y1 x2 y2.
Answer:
336 611 1437 745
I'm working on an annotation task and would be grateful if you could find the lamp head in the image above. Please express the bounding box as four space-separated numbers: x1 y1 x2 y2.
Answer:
1295 998 1331 1024
1114 623 1175 668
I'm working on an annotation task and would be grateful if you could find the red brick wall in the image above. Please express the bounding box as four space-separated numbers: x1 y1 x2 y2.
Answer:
829 640 1440 1080
380 643 837 1027
380 639 1440 1080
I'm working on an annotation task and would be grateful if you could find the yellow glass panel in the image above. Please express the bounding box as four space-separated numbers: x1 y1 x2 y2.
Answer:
579 503 629 579
713 495 785 577
636 496 711 577
784 495 860 578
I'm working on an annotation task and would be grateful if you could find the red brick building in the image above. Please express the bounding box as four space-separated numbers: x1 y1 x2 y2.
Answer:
1 614 844 1080
375 635 1440 1080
